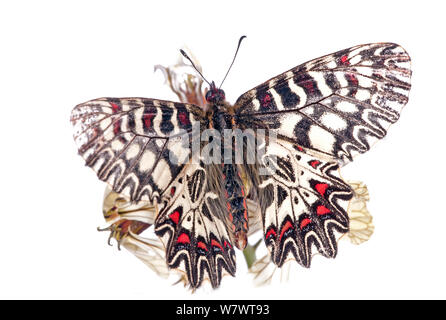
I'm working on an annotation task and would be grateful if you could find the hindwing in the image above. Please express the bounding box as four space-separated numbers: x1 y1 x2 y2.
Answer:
258 139 353 267
154 162 236 289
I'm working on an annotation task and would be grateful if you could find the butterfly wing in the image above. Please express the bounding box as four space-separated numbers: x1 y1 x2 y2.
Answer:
237 43 411 268
258 139 353 267
154 162 236 289
71 97 202 202
236 43 411 164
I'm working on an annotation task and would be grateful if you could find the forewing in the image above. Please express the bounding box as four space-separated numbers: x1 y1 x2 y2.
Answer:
236 43 411 164
258 139 353 267
154 162 236 289
71 97 202 201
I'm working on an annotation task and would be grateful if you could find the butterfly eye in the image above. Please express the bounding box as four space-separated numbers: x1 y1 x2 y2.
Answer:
205 90 213 102
205 89 225 103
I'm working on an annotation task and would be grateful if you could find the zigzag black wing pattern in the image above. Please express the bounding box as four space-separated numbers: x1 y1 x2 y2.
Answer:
258 139 353 267
71 97 202 202
236 43 411 164
154 162 236 289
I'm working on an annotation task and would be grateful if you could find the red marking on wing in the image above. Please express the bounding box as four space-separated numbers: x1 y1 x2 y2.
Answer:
265 227 276 240
262 93 271 107
346 73 359 96
347 73 359 86
340 55 350 65
113 120 121 135
178 111 190 126
110 102 120 113
169 210 180 225
315 183 329 197
197 241 208 251
296 145 303 151
224 240 232 249
177 233 190 244
302 80 315 93
211 239 223 250
300 218 312 230
310 160 320 168
279 221 294 240
170 187 176 196
143 113 155 128
316 205 331 216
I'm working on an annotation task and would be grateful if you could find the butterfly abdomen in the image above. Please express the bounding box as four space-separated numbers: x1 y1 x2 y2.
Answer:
222 163 248 250
210 106 250 250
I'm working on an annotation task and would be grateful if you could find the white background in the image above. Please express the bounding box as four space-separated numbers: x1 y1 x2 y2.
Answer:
1 0 445 299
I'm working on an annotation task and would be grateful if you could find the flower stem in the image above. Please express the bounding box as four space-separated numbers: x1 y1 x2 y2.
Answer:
242 239 262 269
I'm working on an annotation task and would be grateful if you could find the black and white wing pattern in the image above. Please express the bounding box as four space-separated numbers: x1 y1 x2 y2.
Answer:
236 43 411 164
71 42 412 288
257 139 353 267
235 43 411 268
154 162 236 289
71 97 202 202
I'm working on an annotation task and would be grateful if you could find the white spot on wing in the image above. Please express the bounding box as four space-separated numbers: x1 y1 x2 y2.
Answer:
308 125 335 153
151 159 172 190
356 89 371 101
278 113 303 138
103 126 115 142
111 139 125 152
355 66 374 77
336 101 358 113
100 118 112 130
126 143 140 160
139 150 156 172
252 98 260 111
349 55 362 65
326 61 337 68
320 113 348 131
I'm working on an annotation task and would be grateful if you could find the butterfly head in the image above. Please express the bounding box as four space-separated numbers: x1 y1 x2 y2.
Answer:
205 81 226 104
181 36 246 107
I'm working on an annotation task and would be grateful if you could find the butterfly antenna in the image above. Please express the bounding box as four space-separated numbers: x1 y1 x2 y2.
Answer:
219 35 247 89
180 49 211 86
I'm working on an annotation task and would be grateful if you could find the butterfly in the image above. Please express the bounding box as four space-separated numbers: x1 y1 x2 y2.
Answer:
71 40 411 289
